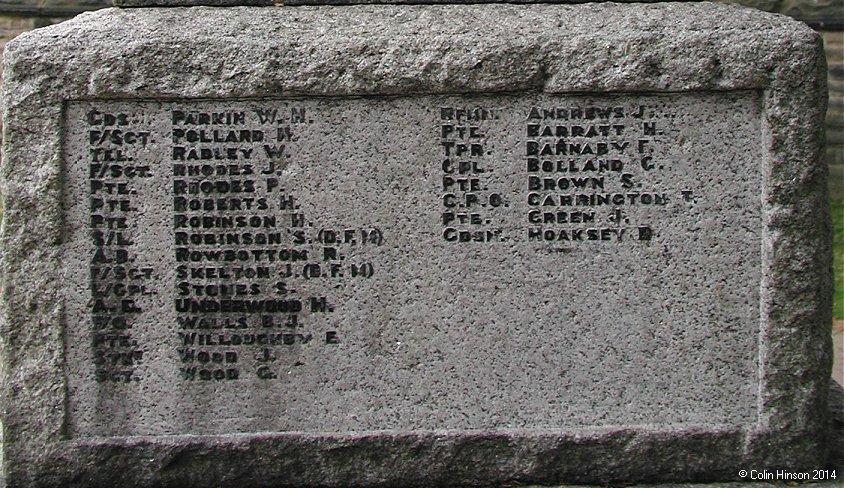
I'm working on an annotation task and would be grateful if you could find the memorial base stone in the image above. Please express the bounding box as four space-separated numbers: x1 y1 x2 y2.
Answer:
0 3 832 487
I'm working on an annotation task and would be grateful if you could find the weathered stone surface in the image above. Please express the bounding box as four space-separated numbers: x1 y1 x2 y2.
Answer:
113 0 680 6
0 4 832 487
114 0 270 5
289 0 683 4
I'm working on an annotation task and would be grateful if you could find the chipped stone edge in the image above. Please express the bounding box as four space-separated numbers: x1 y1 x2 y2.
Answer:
111 0 685 7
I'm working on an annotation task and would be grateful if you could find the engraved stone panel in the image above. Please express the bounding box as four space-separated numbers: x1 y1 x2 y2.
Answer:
62 93 762 436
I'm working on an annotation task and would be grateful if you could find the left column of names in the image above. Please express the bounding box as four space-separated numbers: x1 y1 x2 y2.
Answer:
86 109 155 384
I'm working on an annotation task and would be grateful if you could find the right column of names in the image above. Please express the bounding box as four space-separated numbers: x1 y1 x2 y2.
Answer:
525 103 673 243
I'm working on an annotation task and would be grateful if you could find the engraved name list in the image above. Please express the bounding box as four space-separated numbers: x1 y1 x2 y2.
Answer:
62 93 762 437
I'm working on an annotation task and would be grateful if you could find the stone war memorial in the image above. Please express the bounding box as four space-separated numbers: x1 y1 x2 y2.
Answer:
0 0 836 485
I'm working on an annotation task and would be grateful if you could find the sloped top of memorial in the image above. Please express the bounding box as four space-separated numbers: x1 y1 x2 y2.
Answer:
5 3 817 99
113 0 273 5
112 0 690 6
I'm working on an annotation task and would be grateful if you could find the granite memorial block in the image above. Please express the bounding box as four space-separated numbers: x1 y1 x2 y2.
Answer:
112 0 674 6
0 3 833 487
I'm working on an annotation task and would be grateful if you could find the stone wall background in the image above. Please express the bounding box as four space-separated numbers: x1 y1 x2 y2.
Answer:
0 1 106 50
